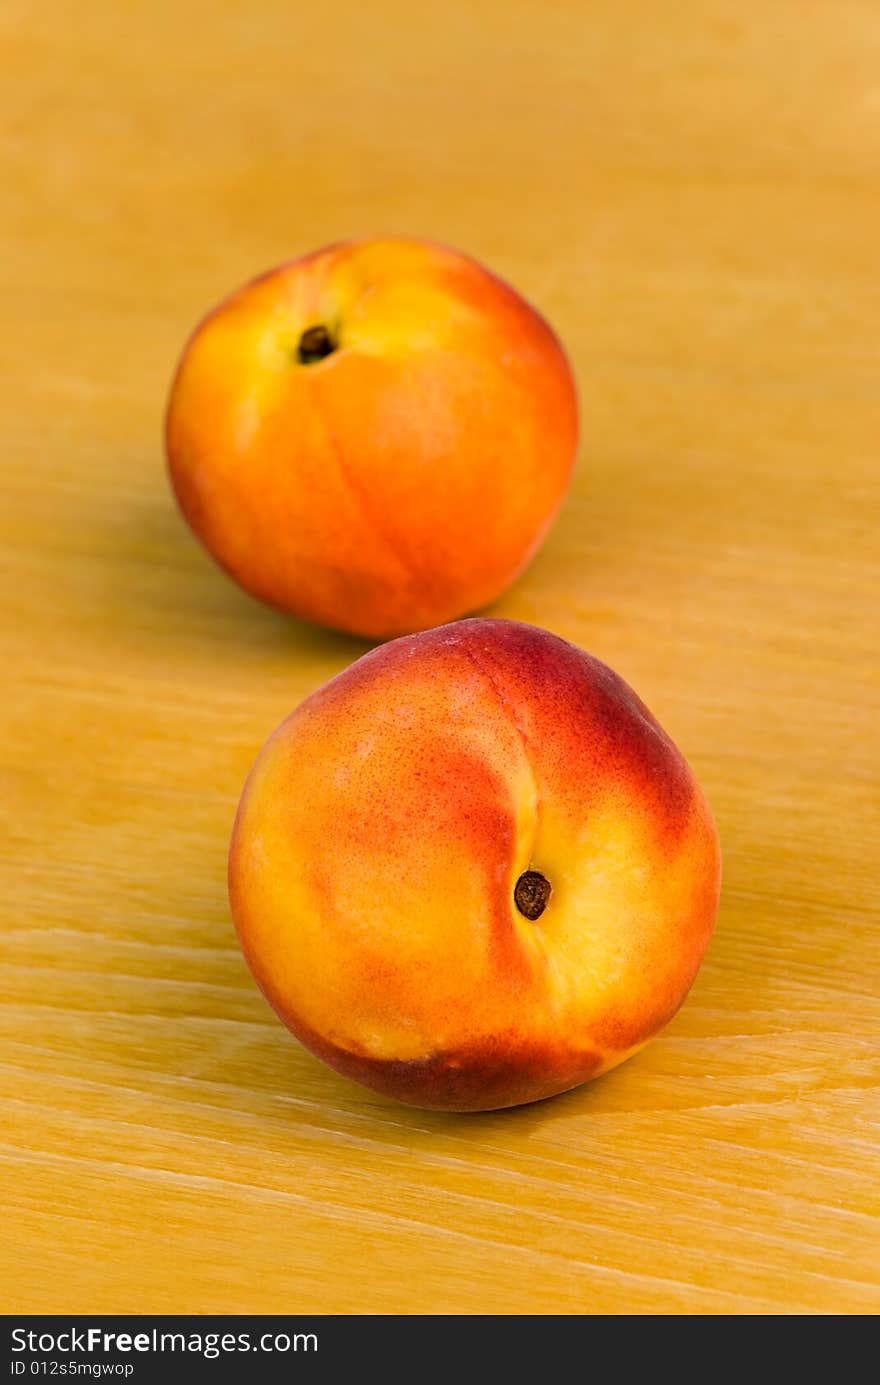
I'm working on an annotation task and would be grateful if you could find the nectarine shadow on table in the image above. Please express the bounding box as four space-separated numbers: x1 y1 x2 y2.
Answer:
93 474 377 666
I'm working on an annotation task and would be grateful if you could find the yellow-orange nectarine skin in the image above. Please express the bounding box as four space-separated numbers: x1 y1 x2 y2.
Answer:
229 620 721 1111
166 238 577 638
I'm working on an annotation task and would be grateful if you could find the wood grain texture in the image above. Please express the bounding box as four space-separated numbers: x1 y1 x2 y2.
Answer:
2 0 878 1315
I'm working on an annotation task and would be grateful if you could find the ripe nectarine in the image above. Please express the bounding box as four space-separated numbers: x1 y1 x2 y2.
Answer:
229 619 721 1111
166 238 577 637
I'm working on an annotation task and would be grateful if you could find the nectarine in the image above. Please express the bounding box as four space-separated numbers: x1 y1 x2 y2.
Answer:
229 619 721 1111
166 238 577 637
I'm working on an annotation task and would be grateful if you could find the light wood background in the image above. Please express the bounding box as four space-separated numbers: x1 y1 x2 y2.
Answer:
3 0 878 1316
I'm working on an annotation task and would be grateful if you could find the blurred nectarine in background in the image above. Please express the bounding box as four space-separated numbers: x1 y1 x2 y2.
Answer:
229 619 721 1111
166 238 578 638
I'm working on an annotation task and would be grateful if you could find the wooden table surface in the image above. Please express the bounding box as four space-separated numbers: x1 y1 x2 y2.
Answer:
3 0 878 1316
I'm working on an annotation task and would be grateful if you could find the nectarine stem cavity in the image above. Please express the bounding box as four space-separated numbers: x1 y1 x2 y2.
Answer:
514 870 551 921
297 324 336 364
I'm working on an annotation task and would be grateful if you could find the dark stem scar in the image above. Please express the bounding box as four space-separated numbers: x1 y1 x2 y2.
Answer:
514 870 551 921
297 324 336 364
